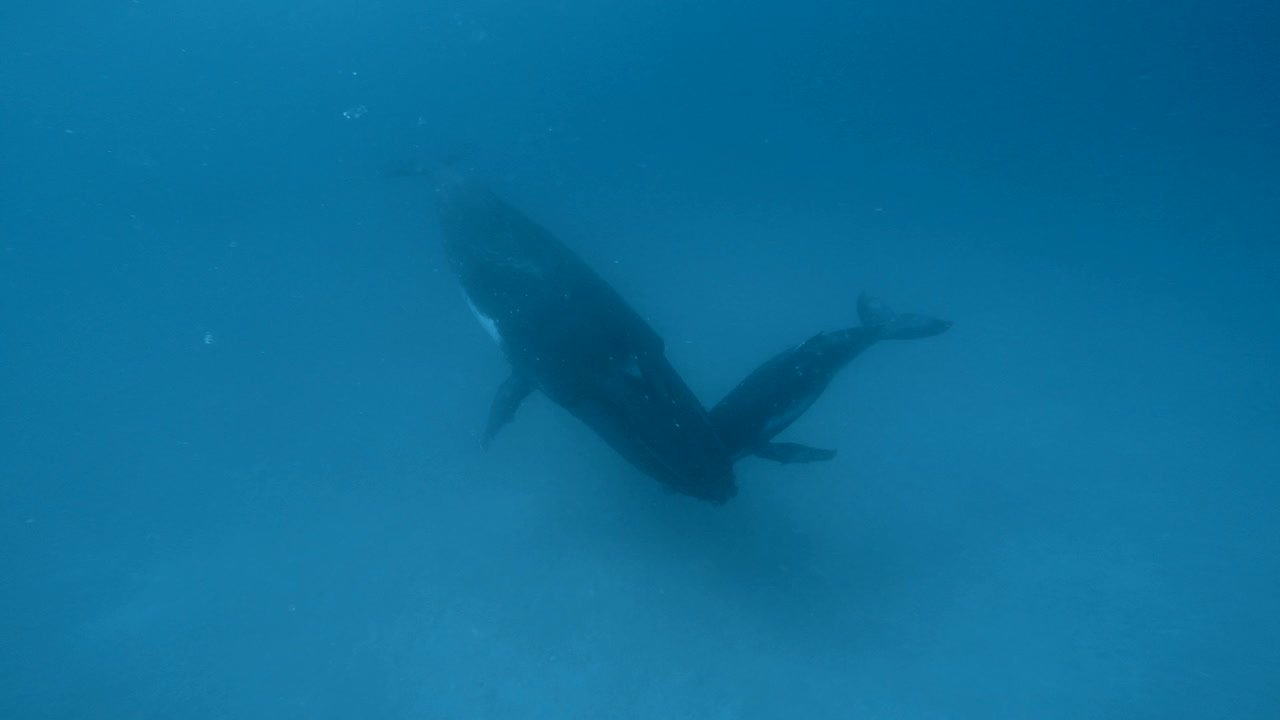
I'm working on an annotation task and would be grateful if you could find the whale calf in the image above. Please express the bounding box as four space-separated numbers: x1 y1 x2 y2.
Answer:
710 294 951 464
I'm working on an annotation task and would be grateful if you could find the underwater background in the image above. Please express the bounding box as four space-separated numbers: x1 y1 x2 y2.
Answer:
2 1 1277 717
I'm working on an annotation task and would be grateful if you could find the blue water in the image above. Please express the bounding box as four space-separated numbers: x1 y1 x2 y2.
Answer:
3 1 1277 717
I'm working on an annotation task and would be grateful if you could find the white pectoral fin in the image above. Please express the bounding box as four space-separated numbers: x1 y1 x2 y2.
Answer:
465 295 502 346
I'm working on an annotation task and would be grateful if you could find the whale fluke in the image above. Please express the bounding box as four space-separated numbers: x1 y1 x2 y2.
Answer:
857 293 952 340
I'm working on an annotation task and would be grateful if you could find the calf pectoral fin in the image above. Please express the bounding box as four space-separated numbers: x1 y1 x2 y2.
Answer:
753 442 837 464
481 372 536 449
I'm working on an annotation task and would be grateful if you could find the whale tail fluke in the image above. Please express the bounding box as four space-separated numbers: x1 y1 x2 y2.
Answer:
857 293 952 340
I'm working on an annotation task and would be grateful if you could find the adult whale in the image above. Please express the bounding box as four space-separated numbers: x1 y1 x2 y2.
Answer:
710 294 950 464
433 175 737 503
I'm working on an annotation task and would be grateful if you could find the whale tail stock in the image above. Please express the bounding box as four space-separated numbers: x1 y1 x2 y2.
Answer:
856 293 952 340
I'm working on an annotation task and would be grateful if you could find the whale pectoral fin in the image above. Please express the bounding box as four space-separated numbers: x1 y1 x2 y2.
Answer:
482 372 536 449
753 442 838 464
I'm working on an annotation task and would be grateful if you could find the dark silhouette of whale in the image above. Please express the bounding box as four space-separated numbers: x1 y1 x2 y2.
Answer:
433 175 737 503
710 294 951 464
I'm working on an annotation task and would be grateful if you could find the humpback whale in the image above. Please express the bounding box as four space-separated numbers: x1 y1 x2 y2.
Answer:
710 294 951 464
433 175 737 503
